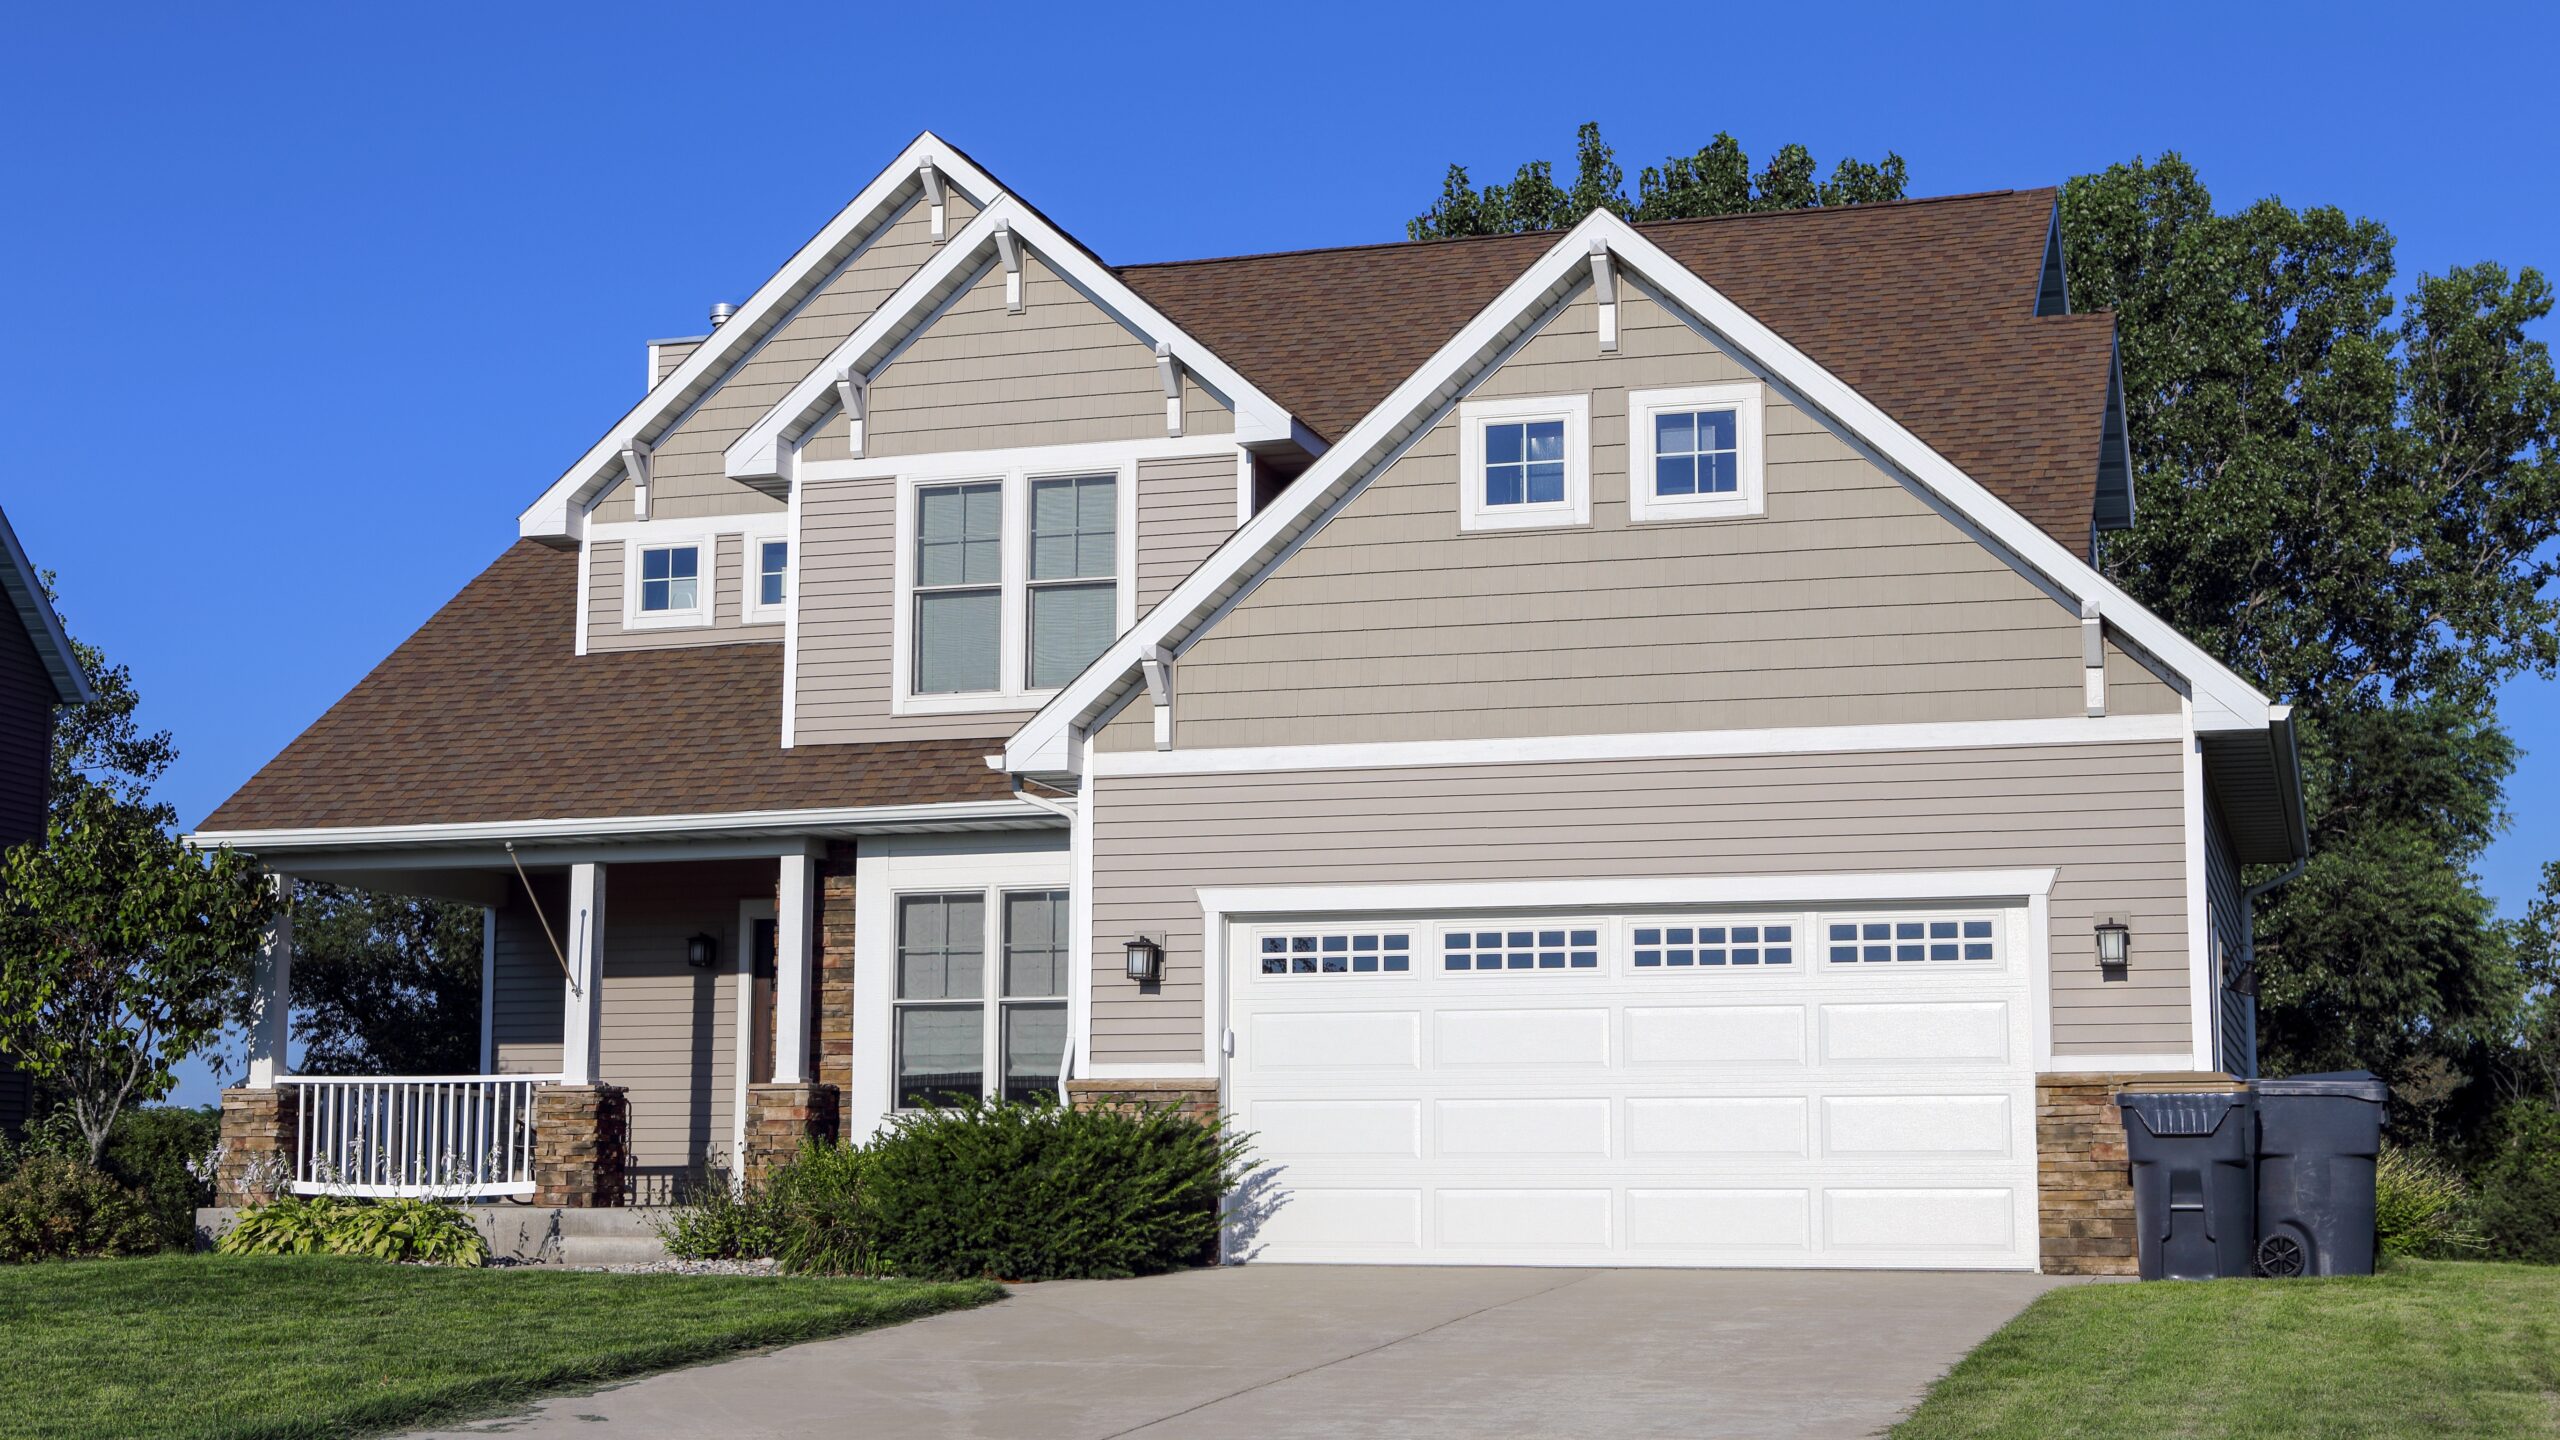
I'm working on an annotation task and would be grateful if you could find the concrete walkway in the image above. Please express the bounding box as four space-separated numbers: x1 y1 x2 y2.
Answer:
409 1266 2076 1440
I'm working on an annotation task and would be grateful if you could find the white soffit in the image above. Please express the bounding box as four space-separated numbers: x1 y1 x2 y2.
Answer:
1002 208 2276 773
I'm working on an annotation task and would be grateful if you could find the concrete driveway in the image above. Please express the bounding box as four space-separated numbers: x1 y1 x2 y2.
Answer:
410 1266 2076 1440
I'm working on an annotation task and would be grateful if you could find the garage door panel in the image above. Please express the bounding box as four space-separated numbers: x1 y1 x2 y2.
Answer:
1625 1096 1809 1158
1820 1002 2010 1063
1434 1008 1610 1067
1252 1010 1420 1069
1626 1188 1812 1250
1823 1188 2016 1252
1435 1098 1612 1157
1249 1099 1421 1158
1255 1188 1423 1250
1438 1189 1613 1249
1822 1094 2012 1158
1625 1005 1807 1066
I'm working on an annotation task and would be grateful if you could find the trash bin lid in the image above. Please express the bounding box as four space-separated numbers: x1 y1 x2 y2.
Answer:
2252 1070 2388 1102
2116 1091 2245 1136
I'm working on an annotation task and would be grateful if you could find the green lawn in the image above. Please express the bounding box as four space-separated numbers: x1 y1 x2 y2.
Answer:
1896 1260 2560 1439
1 1253 1001 1440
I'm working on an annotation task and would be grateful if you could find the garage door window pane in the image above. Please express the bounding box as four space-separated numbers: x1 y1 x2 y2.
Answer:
1826 914 1998 964
1001 1001 1068 1103
1261 932 1410 975
1634 922 1792 967
896 1005 982 1108
1444 926 1599 972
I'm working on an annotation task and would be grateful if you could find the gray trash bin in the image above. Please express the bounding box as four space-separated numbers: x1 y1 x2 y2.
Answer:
2118 1091 2255 1280
2253 1071 2387 1277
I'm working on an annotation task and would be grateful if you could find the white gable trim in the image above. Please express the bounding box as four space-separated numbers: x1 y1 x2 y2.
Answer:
723 195 1308 485
518 133 1002 544
1001 209 2275 773
0 507 91 705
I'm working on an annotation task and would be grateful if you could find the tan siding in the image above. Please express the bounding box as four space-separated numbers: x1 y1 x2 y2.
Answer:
650 338 703 386
491 878 565 1075
584 535 780 654
1136 454 1237 612
1160 285 2122 747
595 861 762 1195
590 195 980 526
1088 741 2192 1064
791 475 1031 745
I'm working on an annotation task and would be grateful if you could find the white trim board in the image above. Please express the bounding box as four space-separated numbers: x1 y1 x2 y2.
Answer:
1002 207 2280 774
1088 714 2188 778
521 132 1005 543
725 195 1307 485
188 798 1063 856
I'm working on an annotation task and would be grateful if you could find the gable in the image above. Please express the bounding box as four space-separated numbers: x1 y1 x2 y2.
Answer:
1098 281 2176 752
795 249 1232 464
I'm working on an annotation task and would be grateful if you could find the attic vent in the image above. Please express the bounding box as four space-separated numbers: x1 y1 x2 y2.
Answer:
708 301 738 328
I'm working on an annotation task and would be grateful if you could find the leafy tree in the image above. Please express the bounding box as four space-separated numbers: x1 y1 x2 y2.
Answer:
288 882 483 1076
2061 156 2560 1094
0 784 272 1164
1408 123 1908 239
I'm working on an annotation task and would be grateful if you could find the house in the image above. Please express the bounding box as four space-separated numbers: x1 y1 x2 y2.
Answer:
194 133 2302 1274
0 505 96 1134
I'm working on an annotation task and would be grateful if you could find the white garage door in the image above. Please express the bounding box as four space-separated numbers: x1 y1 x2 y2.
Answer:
1225 905 2039 1269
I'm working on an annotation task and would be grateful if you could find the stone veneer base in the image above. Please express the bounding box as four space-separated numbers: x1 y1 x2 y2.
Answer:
2036 1070 2245 1275
742 1082 842 1186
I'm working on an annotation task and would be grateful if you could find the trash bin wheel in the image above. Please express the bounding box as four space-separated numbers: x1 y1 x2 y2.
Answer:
2256 1234 2305 1277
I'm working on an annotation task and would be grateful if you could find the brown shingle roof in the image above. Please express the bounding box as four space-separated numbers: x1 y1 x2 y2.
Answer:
1119 189 2116 552
200 542 1012 833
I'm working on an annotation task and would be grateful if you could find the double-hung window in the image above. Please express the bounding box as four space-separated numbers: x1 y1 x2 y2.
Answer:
1457 394 1590 532
749 539 789 619
1627 382 1765 521
899 467 1128 710
891 889 1069 1109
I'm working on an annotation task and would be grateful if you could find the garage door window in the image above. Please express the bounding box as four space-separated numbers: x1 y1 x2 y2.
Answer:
1825 916 1998 964
1259 932 1413 975
1631 922 1795 967
1441 927 1602 971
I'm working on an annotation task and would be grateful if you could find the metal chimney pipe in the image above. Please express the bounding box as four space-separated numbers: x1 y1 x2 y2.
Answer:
708 302 738 328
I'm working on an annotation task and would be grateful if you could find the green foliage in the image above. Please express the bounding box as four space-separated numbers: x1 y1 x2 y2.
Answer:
653 1161 784 1261
287 882 485 1076
0 1154 161 1263
2375 1145 2485 1257
2465 1102 2560 1264
769 1140 873 1277
0 786 274 1166
858 1097 1252 1281
217 1193 487 1265
1408 122 1908 239
96 1105 215 1251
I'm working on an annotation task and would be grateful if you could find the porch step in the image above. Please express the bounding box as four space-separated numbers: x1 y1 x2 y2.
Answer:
557 1233 673 1266
469 1206 675 1266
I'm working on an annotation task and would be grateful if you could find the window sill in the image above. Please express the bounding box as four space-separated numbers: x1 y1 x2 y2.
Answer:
1456 506 1590 535
622 610 714 632
891 687 1061 718
1626 495 1768 525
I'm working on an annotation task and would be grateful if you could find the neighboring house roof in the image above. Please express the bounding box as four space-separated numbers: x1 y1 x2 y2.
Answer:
1119 189 2117 555
0 505 93 706
197 542 1013 834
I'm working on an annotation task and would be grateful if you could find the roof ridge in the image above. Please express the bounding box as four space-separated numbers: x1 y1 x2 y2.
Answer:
1114 188 2047 274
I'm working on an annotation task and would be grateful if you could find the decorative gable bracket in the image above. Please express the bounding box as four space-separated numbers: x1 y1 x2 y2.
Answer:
1155 342 1184 438
1588 239 1619 353
619 440 654 521
1139 645 1175 751
993 221 1025 313
918 162 947 242
834 370 869 458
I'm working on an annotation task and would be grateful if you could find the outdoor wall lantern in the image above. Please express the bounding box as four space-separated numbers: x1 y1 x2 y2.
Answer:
2094 918 2132 968
685 932 720 970
1123 934 1165 984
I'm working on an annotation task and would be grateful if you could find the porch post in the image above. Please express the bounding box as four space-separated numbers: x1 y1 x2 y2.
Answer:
244 874 295 1087
773 853 816 1083
562 862 606 1085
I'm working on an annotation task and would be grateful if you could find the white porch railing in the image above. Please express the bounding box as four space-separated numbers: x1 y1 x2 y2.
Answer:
282 1075 551 1199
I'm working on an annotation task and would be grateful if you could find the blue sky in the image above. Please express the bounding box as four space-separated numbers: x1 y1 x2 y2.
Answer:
4 3 2555 1099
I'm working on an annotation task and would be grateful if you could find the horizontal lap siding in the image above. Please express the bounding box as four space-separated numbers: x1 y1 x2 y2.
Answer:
595 861 763 1185
0 612 51 845
1088 741 2192 1063
587 535 776 653
590 196 974 525
1144 284 2176 751
491 878 566 1075
1136 454 1237 612
2206 804 2250 1073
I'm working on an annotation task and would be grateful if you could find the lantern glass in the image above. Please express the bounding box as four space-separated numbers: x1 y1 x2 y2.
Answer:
686 932 719 970
1123 936 1162 983
2094 921 2131 967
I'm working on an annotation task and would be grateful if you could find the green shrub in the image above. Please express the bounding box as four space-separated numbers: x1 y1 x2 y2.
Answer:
859 1097 1251 1281
0 1155 163 1262
218 1194 487 1265
2470 1102 2560 1264
771 1141 873 1276
655 1162 784 1261
99 1106 218 1251
2375 1145 2484 1257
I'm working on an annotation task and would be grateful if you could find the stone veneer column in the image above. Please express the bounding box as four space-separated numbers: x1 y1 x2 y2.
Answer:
1066 1079 1221 1122
215 1086 300 1207
742 1083 842 1186
812 842 857 1138
2036 1071 2245 1275
531 1083 630 1207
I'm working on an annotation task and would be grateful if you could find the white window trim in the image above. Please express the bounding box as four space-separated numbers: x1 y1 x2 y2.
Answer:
743 535 793 626
1456 393 1590 533
889 461 1139 716
1626 381 1767 522
620 531 714 631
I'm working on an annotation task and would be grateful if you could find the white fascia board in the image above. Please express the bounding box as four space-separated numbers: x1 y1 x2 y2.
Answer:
725 195 1307 485
1002 209 2275 772
1196 867 2060 920
518 132 1001 543
186 798 1062 857
0 506 92 704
